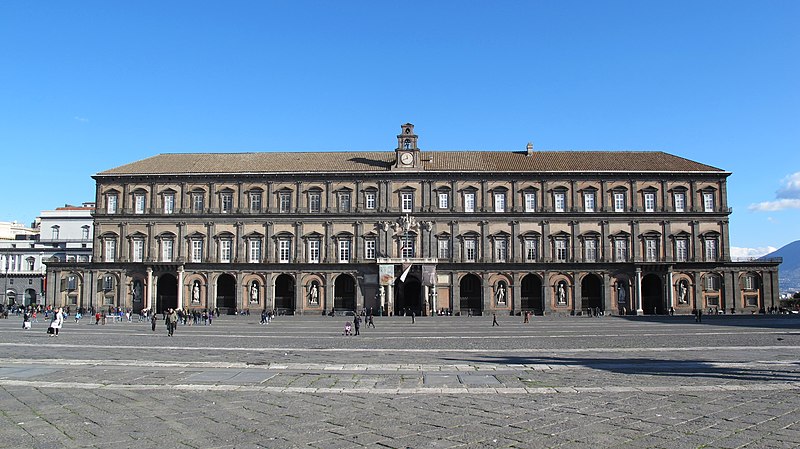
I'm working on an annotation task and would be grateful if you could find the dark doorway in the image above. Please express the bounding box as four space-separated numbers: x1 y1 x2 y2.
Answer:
156 274 177 314
394 277 422 316
521 274 543 315
581 274 603 314
459 274 482 316
334 274 356 313
642 273 664 315
216 273 236 314
274 274 295 315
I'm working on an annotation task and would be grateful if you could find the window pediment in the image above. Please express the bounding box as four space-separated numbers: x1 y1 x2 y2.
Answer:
303 231 323 239
186 231 206 239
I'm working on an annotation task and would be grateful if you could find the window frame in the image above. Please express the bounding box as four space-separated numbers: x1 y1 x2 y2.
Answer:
553 192 566 212
308 239 320 263
400 192 413 212
524 192 536 212
248 239 262 263
161 239 174 262
583 191 595 212
464 192 476 213
191 239 203 263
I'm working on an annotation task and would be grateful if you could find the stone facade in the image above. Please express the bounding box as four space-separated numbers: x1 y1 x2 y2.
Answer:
45 124 780 315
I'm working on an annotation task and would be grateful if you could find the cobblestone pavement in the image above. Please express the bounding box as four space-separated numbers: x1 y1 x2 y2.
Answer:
1 314 799 448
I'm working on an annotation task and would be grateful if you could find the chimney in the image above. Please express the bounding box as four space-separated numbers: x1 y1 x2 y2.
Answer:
526 142 534 156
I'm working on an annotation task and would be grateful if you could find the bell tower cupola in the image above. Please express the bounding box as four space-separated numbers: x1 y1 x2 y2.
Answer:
394 123 420 169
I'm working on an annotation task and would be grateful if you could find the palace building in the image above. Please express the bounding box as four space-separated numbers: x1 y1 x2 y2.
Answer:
45 124 780 316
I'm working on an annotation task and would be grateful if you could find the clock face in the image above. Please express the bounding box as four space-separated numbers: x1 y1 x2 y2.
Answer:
400 152 413 165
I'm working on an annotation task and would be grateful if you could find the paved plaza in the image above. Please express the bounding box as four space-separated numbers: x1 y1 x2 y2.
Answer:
1 313 799 448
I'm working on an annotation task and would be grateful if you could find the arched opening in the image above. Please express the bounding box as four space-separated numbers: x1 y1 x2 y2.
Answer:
521 274 543 315
459 274 482 316
274 274 295 315
24 288 37 306
156 274 178 314
334 274 356 313
394 276 422 316
581 274 603 314
642 273 664 315
216 273 236 314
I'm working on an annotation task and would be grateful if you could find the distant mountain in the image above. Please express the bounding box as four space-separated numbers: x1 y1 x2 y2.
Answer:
760 240 800 293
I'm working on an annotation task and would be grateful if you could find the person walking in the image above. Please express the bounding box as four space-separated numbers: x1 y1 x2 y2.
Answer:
492 313 499 327
151 312 157 332
166 308 178 336
49 307 64 337
411 311 415 324
353 315 361 336
367 314 375 328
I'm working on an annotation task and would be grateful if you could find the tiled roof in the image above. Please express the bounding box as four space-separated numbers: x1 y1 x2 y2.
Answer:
96 150 724 176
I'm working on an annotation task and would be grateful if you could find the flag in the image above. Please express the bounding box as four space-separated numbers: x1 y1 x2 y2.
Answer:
399 263 413 282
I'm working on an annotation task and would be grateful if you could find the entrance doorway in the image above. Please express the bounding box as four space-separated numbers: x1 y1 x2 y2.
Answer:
274 274 295 315
521 274 543 315
394 277 422 316
581 274 603 314
459 274 482 316
156 274 177 313
216 274 236 314
642 273 665 315
334 274 356 313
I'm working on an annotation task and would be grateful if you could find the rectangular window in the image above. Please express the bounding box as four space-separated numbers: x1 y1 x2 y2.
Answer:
585 239 597 262
706 275 720 291
220 240 232 263
365 192 376 210
67 276 77 291
134 194 146 214
220 193 233 213
464 193 475 213
675 239 688 262
705 239 717 261
555 239 568 261
614 239 628 262
309 192 321 213
82 227 90 240
525 238 538 262
494 193 506 213
338 240 351 263
401 192 413 212
495 239 507 262
51 227 59 240
644 193 655 212
249 240 262 263
614 192 625 212
674 192 686 212
584 192 595 212
339 192 351 212
163 193 175 214
438 239 450 259
744 276 754 290
279 192 291 213
524 193 536 212
401 236 414 258
279 239 291 263
191 240 203 263
464 239 477 262
162 239 174 262
249 192 262 212
106 194 118 214
308 240 320 263
365 239 376 259
103 275 113 291
192 193 204 212
132 239 144 262
554 192 566 212
105 239 116 262
645 239 658 262
438 192 449 209
703 192 715 212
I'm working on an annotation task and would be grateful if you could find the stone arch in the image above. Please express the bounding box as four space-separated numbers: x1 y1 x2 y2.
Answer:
459 273 482 315
520 273 544 315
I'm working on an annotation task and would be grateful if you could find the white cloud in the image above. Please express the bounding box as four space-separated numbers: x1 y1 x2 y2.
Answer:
777 172 800 199
730 246 777 260
748 198 800 212
74 116 89 123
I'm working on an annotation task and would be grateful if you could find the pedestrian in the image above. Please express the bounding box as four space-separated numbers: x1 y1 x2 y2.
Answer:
49 307 64 337
151 312 157 332
344 321 352 336
695 308 702 323
353 315 361 336
95 312 101 325
75 311 82 323
367 314 375 328
492 313 499 327
260 309 268 325
166 308 178 336
411 311 415 324
523 311 529 323
22 310 31 330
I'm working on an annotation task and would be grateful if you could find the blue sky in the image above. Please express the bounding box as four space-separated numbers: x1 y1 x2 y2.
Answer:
1 1 798 255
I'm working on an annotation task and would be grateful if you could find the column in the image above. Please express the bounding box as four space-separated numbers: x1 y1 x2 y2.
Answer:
146 267 154 311
452 272 461 315
630 180 639 211
510 221 520 263
542 271 552 315
573 273 582 314
631 221 640 262
667 271 674 309
177 266 184 310
723 270 735 313
511 276 521 315
635 268 643 315
266 272 275 311
423 285 430 316
602 272 612 313
480 180 488 212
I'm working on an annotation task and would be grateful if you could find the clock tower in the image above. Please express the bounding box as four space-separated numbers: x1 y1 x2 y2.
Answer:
395 123 419 169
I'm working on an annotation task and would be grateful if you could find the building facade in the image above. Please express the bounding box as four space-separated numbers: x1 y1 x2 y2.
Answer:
46 124 780 315
2 204 94 308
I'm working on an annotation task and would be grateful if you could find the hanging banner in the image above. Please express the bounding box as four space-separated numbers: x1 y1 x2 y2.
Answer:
422 265 436 287
379 264 395 285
